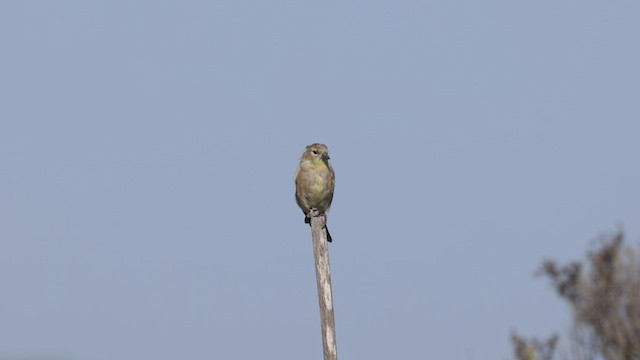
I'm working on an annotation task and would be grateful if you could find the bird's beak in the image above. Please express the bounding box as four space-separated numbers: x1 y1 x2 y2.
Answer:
321 153 330 160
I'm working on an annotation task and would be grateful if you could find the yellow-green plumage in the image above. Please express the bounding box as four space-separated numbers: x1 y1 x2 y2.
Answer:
295 143 335 242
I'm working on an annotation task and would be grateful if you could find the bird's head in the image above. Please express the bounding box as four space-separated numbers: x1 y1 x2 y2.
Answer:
302 143 330 162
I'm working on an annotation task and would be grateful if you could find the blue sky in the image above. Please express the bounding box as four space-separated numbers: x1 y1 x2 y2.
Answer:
1 1 639 359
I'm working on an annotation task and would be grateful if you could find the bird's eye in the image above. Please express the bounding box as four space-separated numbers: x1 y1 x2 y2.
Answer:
312 150 318 155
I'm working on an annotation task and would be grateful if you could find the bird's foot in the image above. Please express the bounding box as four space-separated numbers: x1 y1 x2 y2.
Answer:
308 208 321 218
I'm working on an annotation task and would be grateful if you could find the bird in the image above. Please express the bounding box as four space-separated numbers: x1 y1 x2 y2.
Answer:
295 143 335 242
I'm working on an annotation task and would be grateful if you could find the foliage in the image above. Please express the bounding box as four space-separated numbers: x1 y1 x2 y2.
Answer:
512 231 640 360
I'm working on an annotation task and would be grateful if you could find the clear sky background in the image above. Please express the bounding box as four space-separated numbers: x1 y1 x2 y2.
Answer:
1 1 639 359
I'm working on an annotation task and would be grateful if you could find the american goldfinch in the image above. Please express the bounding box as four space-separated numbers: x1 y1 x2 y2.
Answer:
295 143 335 242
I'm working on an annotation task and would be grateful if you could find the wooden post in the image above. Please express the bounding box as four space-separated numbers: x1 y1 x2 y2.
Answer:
309 209 337 360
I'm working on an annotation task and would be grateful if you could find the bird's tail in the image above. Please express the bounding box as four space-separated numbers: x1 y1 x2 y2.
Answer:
325 225 332 243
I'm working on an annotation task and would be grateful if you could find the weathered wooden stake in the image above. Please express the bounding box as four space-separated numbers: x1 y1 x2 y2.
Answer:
309 209 337 360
